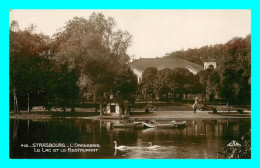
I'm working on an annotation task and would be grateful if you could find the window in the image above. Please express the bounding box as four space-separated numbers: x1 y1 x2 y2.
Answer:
208 65 214 69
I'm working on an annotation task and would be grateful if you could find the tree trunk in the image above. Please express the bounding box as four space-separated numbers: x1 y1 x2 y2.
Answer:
126 106 130 116
47 100 51 112
94 93 98 113
13 92 17 113
63 101 66 112
94 101 97 113
27 93 30 113
71 100 75 112
13 93 16 111
16 97 20 114
13 90 20 114
99 99 103 116
119 106 122 117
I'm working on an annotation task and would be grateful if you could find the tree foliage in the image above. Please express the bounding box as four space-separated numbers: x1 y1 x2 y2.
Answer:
10 13 135 115
141 67 158 97
53 13 133 115
10 21 52 113
140 67 203 100
164 35 251 104
197 69 220 101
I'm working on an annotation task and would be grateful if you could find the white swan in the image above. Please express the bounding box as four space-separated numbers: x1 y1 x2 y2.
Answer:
113 141 127 150
148 142 161 150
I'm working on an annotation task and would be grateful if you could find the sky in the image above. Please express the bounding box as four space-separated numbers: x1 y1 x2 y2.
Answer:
9 10 251 59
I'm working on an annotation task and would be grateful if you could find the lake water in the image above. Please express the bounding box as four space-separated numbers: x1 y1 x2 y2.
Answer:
10 118 251 159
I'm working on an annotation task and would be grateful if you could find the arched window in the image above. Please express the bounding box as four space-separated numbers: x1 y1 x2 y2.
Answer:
208 65 214 69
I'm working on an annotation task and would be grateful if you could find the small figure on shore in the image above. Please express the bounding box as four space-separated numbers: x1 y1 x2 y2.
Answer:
193 104 197 113
193 96 199 113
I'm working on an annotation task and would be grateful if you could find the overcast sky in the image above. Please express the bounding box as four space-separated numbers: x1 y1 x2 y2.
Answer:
10 10 251 59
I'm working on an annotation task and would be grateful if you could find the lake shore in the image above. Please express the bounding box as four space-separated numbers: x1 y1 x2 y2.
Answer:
9 110 251 120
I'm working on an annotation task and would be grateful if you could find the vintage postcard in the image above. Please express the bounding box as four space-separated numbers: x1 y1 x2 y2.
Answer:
9 10 251 159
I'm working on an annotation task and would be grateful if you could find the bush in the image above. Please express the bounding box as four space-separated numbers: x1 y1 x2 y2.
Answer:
236 108 244 114
218 130 251 159
212 107 217 113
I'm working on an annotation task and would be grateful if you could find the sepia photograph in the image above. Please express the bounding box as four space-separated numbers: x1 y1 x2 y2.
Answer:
9 9 251 159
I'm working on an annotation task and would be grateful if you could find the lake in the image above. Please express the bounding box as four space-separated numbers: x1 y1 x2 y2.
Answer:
10 118 251 159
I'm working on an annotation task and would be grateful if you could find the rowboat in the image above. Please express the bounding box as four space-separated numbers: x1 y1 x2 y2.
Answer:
174 121 186 127
113 122 144 128
157 123 178 128
134 123 144 129
156 121 186 128
113 123 137 128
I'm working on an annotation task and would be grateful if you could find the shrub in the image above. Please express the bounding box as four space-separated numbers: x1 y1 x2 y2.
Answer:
212 107 217 113
236 108 244 114
218 130 251 159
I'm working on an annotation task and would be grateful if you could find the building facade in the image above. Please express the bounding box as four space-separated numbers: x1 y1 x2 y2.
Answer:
130 57 217 101
130 58 204 84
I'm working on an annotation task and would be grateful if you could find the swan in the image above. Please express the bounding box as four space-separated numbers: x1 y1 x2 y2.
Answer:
113 141 127 150
148 142 161 150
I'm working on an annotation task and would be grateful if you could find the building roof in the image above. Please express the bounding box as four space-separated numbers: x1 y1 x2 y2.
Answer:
130 58 203 72
204 58 217 62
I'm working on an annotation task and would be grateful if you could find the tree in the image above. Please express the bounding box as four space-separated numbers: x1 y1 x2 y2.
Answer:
10 21 52 113
141 67 158 99
164 34 251 104
155 68 173 100
53 63 79 112
53 13 132 116
113 67 138 116
218 35 251 104
197 69 220 101
172 68 196 100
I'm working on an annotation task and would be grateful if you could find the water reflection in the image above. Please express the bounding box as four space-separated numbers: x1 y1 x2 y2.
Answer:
10 119 250 159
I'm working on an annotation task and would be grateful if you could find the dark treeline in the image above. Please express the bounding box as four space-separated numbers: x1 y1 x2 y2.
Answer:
156 35 251 104
10 13 138 115
164 35 251 67
140 67 204 101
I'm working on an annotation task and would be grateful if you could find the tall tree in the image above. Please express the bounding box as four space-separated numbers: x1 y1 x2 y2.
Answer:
53 63 79 112
114 67 138 116
218 35 251 104
155 68 173 100
197 69 220 101
10 21 51 113
141 67 158 99
53 13 132 116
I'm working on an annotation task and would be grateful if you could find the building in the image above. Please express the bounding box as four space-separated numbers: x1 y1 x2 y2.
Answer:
105 98 120 114
103 97 130 118
204 59 217 70
130 57 204 84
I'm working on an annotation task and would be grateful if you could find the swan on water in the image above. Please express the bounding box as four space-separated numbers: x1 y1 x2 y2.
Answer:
113 141 127 150
148 142 161 150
